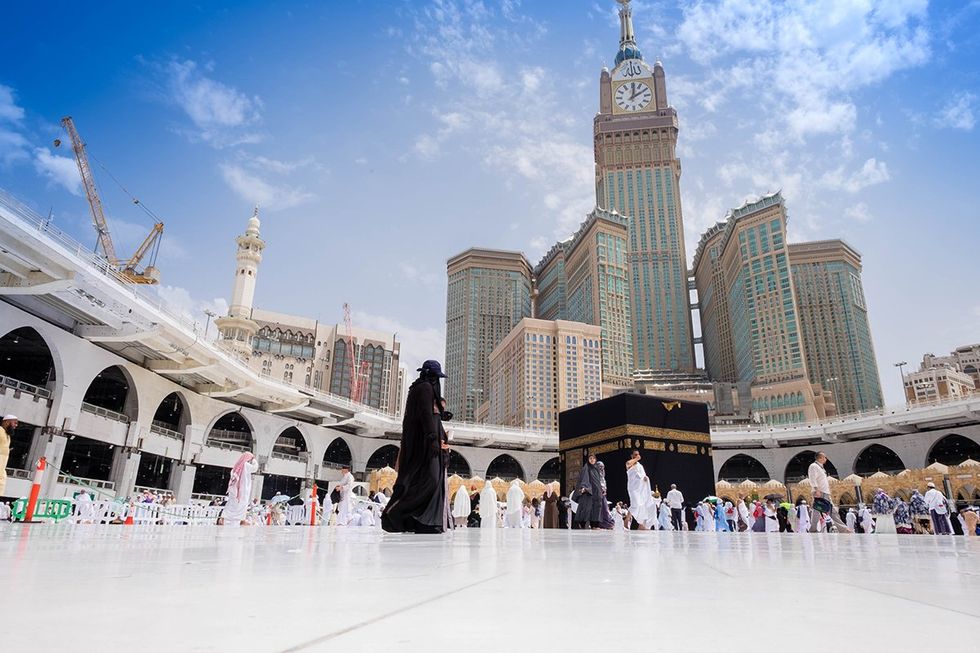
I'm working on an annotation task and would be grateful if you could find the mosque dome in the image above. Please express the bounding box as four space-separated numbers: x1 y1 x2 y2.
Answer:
614 44 643 66
246 207 261 236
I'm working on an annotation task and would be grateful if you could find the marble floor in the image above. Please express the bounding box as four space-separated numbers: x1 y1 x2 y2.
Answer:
2 524 979 652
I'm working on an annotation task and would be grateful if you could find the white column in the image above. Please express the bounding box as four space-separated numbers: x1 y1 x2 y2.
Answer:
170 464 197 504
110 447 142 499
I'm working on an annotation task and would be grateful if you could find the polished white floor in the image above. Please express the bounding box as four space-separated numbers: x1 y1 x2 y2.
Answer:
2 524 979 652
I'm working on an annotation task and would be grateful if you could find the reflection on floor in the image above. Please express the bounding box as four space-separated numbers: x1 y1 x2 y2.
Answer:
2 525 978 652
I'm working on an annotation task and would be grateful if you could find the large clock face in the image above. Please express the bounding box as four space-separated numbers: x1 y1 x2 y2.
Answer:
615 81 653 112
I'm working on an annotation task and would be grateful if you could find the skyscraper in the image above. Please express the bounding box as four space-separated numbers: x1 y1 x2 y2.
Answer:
693 192 833 425
594 0 694 374
789 240 884 414
692 222 737 383
534 208 633 391
487 319 603 431
445 248 533 421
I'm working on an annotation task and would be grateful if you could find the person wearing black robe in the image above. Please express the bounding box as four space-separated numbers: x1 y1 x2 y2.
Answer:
573 454 603 529
381 360 450 534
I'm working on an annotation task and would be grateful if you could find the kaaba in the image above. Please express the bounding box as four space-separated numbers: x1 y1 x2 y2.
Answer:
559 393 714 508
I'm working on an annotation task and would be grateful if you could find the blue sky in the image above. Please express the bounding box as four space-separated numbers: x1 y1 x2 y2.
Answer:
1 0 978 406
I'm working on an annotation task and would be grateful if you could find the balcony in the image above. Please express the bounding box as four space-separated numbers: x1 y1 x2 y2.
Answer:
81 402 130 424
149 421 184 441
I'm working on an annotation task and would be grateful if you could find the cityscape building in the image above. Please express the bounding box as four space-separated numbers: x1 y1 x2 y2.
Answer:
903 366 976 404
593 0 694 374
903 344 979 404
789 240 884 414
534 208 633 392
215 210 402 414
486 318 602 431
692 192 833 425
921 344 980 388
445 248 533 421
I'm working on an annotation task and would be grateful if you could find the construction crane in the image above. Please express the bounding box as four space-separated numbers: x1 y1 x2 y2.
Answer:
56 116 163 284
342 303 371 404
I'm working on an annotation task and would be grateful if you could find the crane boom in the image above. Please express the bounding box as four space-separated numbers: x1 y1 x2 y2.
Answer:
61 116 117 263
124 222 164 270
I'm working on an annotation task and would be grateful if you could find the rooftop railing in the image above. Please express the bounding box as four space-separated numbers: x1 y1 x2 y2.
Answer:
80 401 130 424
150 421 184 441
0 374 52 399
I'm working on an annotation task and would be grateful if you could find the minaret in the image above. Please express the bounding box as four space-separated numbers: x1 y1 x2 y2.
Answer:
215 207 265 359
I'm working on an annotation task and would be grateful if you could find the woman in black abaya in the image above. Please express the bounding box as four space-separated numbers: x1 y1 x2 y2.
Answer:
381 360 450 534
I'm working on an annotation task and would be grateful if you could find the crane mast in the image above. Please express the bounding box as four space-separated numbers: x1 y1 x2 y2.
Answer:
61 116 117 263
343 303 371 404
58 116 163 284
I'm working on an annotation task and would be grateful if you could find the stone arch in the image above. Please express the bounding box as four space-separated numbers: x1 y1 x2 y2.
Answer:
82 365 139 420
718 454 769 482
538 457 560 483
853 444 905 476
323 437 353 468
784 450 838 483
152 391 192 434
272 426 307 458
448 449 471 477
927 434 980 466
486 454 525 481
205 410 254 452
366 444 399 471
0 326 57 388
839 491 856 506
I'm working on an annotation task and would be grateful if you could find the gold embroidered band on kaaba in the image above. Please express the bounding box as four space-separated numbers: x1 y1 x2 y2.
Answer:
558 424 711 451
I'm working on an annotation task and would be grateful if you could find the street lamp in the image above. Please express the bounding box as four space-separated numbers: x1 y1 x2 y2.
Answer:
204 309 217 340
894 361 908 405
824 377 839 414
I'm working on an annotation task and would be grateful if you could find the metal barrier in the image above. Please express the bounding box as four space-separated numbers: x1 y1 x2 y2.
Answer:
12 498 73 522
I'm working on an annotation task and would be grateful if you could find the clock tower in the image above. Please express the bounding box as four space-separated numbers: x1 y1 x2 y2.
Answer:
594 0 695 374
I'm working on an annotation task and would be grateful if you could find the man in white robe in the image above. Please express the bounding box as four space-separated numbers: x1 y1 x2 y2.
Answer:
796 501 811 534
223 453 258 526
858 504 874 534
452 485 471 528
737 498 752 531
505 480 524 528
336 466 354 526
625 449 657 529
658 501 673 530
846 508 857 532
74 490 96 524
479 482 498 528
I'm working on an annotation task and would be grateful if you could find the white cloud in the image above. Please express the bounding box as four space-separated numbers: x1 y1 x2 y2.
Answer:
218 163 314 210
149 284 229 338
675 0 930 140
820 158 891 193
414 134 440 159
935 91 976 131
844 202 874 223
409 1 595 251
0 85 30 165
165 59 263 147
32 148 82 195
0 85 26 123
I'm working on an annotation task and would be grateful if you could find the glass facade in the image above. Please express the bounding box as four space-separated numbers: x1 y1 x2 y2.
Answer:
445 251 533 421
790 243 884 414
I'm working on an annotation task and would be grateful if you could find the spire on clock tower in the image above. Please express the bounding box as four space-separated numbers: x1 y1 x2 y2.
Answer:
614 0 642 65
